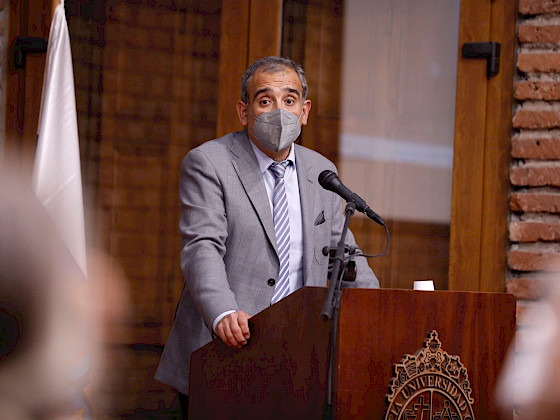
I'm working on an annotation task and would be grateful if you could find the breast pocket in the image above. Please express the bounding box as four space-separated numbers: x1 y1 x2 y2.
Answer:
313 211 330 265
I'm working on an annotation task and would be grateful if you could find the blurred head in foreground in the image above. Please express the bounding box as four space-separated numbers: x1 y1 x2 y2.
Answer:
0 166 129 419
497 276 560 419
0 168 90 418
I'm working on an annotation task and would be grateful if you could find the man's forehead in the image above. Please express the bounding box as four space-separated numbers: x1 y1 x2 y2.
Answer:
250 69 302 95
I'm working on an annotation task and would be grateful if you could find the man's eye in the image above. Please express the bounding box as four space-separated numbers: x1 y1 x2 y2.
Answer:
286 98 295 105
260 99 270 106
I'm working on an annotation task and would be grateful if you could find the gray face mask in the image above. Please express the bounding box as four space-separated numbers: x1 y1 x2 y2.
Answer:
249 108 303 152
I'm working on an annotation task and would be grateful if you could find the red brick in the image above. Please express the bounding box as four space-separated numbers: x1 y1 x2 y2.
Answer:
101 46 121 71
519 0 560 15
135 50 175 76
513 102 560 129
510 161 560 186
147 27 175 52
119 256 158 279
113 232 160 257
512 132 560 158
110 2 133 22
141 99 173 119
515 80 560 100
509 214 560 241
506 275 548 299
511 189 560 213
112 158 163 187
98 188 161 207
120 164 164 186
119 24 174 52
98 159 163 187
123 120 147 140
519 21 560 44
517 50 560 73
148 76 171 97
137 8 176 30
114 208 161 234
508 242 560 271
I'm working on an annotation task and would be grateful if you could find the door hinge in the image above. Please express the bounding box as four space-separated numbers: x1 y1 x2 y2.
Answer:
14 37 48 69
461 42 501 78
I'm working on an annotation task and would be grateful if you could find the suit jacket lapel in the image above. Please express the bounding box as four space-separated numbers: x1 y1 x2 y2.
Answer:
294 144 316 286
230 131 278 256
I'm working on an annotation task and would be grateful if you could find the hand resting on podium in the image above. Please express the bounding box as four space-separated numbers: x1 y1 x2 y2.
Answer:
215 310 251 348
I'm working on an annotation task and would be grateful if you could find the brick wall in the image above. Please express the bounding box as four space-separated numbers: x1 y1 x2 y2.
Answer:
508 1 560 325
66 0 221 416
66 1 105 236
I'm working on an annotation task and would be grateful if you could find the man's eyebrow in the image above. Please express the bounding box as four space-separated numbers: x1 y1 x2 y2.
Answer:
284 87 301 98
254 87 271 99
253 86 301 100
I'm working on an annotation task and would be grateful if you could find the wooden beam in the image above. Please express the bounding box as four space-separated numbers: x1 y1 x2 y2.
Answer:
216 0 282 137
216 0 250 137
448 1 492 291
478 0 516 292
247 0 282 63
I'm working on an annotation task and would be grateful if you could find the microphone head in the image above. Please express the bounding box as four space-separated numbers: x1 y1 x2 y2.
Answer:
318 170 338 191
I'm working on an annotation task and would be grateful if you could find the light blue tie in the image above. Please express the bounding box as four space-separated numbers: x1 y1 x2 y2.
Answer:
269 161 291 304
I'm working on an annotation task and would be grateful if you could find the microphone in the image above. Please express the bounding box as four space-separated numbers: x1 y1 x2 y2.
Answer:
318 170 385 226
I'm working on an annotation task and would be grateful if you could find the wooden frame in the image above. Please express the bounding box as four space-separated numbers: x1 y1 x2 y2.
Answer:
449 0 516 291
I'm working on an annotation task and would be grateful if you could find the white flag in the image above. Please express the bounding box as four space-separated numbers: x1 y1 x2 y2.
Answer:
32 1 87 278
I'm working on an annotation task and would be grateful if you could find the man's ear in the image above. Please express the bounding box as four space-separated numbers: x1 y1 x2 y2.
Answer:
236 101 248 126
301 99 312 126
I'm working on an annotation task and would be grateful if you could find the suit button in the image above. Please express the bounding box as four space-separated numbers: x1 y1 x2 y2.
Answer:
267 278 276 286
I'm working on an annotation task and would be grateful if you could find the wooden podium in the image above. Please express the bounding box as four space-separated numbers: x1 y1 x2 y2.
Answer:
189 287 516 419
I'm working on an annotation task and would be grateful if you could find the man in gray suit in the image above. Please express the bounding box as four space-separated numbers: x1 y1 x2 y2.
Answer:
155 56 379 411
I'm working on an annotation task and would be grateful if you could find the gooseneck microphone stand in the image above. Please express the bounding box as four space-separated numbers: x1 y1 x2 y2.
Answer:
321 201 356 420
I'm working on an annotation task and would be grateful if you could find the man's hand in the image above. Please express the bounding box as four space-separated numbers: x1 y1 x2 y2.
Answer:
215 310 251 348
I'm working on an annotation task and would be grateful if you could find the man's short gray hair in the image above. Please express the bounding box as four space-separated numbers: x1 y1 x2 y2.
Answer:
240 56 308 105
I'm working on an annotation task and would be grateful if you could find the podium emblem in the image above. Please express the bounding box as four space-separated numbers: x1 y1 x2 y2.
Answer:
385 330 475 420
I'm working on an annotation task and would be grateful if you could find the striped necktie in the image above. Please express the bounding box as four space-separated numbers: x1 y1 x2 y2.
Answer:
269 161 291 304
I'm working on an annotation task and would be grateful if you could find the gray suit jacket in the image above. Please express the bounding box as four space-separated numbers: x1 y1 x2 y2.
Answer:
155 130 379 394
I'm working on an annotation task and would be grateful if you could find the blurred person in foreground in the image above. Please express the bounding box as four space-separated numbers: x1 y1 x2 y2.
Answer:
155 56 379 416
0 167 127 419
497 276 560 419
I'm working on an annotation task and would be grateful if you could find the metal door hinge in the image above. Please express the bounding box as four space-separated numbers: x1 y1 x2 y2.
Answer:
461 42 501 78
14 37 48 69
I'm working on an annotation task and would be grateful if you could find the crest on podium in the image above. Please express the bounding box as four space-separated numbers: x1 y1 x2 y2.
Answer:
385 330 475 420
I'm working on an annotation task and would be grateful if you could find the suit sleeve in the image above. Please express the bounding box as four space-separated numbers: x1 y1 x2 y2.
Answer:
179 149 239 329
327 169 380 289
